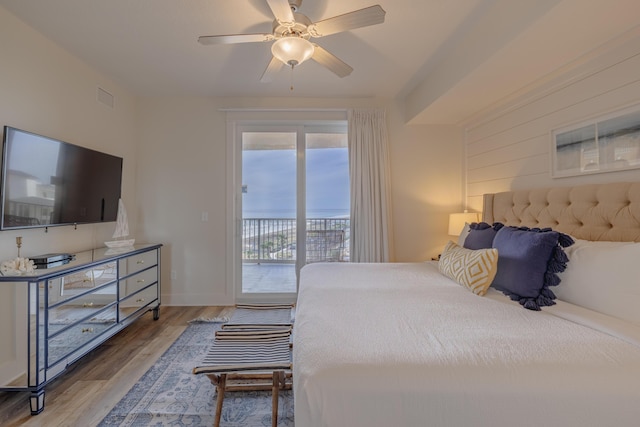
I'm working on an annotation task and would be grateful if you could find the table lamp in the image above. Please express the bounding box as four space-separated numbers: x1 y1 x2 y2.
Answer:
448 211 479 236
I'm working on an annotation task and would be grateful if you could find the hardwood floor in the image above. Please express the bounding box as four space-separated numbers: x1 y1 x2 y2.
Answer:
0 306 232 427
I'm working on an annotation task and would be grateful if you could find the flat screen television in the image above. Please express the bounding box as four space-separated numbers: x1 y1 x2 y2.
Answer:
0 126 123 230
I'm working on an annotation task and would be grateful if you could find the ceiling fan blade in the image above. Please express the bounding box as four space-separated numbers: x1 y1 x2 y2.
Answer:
260 56 284 82
198 33 273 45
311 44 353 78
308 5 386 38
266 0 295 25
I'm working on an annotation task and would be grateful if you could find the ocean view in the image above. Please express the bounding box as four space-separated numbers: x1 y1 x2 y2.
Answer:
243 146 349 220
243 208 349 219
241 141 350 263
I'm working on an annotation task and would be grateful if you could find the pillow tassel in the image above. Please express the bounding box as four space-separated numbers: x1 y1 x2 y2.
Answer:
470 222 492 230
540 287 556 300
554 246 569 263
547 259 564 273
505 292 544 311
558 233 575 248
507 293 520 302
536 294 556 307
544 272 560 287
522 298 541 311
548 247 569 273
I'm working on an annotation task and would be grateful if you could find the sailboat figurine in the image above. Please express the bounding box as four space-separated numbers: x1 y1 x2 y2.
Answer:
104 199 135 249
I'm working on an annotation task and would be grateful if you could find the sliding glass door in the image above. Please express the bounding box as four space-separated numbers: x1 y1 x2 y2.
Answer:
236 123 348 302
241 129 298 296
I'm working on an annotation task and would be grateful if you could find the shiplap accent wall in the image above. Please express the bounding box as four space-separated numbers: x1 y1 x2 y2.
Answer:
464 32 640 214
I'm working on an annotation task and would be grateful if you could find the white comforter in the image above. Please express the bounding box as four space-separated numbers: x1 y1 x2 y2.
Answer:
293 262 640 427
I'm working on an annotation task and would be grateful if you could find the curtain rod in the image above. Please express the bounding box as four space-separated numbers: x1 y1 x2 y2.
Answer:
219 107 348 112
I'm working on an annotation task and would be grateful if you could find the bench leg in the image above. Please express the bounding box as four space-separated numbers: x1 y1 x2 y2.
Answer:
272 371 279 427
215 374 227 427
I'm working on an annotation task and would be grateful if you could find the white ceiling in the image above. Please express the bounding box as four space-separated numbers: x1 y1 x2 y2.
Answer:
1 0 639 124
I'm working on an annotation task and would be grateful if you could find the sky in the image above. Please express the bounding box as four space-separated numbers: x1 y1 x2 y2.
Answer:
242 147 350 218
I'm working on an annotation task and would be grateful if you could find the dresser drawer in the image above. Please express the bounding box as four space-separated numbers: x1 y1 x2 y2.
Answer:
47 305 118 366
119 266 158 299
47 283 117 329
118 250 158 278
40 262 117 305
119 284 158 319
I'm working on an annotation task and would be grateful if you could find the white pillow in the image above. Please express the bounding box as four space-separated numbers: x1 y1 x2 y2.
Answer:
555 239 640 326
457 222 472 247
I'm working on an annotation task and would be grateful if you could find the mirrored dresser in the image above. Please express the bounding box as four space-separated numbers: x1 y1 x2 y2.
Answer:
0 243 162 415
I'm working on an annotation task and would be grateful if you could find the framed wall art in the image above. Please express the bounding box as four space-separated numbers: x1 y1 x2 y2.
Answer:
551 104 640 178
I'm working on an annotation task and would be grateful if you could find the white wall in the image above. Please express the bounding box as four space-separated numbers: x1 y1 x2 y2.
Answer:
0 7 137 261
135 97 229 305
464 32 640 213
388 102 464 261
136 97 463 305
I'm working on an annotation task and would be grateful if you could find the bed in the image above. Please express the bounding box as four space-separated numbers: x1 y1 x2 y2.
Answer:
293 182 640 427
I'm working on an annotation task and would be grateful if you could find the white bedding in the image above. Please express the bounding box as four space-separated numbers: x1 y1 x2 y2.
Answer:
293 262 640 427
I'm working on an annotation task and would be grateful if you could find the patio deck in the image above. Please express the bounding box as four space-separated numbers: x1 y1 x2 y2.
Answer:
242 263 297 293
241 217 350 294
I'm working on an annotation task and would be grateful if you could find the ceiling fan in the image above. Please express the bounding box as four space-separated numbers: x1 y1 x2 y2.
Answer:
198 0 386 82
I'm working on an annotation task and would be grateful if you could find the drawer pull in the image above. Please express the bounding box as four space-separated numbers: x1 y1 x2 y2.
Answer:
136 260 145 265
137 279 145 283
136 298 145 303
83 278 91 283
81 328 94 333
83 302 94 307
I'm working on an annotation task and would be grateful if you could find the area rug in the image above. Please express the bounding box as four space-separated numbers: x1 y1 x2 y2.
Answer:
98 322 294 426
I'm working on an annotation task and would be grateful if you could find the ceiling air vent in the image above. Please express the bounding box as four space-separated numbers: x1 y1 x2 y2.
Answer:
97 87 114 109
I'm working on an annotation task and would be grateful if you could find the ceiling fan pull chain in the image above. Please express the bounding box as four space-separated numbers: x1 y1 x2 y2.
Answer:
290 64 295 91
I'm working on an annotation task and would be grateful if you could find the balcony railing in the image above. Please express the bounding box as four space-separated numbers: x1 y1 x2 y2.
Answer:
242 218 350 263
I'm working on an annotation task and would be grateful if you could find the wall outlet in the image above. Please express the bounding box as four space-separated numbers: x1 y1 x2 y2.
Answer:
171 270 177 280
201 211 209 222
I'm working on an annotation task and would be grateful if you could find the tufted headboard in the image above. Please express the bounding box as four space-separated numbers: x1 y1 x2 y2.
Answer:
482 182 640 242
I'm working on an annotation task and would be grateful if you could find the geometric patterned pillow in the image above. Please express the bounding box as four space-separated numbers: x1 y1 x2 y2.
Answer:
438 241 499 296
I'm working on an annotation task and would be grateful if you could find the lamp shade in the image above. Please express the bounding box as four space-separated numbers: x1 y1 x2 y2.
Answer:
448 212 479 236
271 36 315 67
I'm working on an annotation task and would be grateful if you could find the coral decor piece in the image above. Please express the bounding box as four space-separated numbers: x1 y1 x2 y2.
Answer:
1 257 36 275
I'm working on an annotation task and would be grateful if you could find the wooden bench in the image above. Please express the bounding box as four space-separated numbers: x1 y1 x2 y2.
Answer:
193 305 293 427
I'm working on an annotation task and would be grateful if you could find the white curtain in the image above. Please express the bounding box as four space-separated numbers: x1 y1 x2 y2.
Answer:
348 108 393 262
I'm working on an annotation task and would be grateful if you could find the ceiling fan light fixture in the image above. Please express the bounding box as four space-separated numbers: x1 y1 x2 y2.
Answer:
271 36 315 67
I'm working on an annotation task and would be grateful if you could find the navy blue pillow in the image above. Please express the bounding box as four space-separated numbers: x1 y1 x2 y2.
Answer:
463 222 504 250
491 226 574 310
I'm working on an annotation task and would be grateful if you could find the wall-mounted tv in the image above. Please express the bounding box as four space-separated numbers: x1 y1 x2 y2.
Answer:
0 126 123 230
